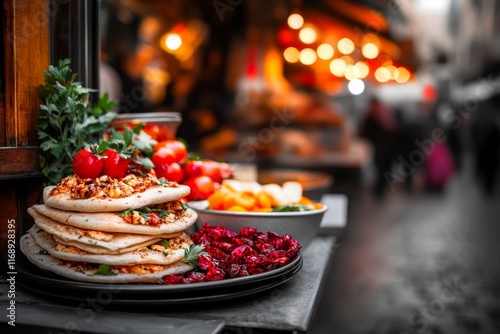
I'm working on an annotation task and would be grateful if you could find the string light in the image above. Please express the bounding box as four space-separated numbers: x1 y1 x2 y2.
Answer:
299 48 317 65
287 13 304 30
299 26 317 44
165 33 182 51
284 47 300 63
337 38 354 54
317 43 334 60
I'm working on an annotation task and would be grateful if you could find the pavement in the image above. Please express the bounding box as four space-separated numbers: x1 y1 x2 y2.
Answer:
310 154 500 334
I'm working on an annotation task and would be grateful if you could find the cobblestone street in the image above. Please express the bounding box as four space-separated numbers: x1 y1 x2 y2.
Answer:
311 155 500 334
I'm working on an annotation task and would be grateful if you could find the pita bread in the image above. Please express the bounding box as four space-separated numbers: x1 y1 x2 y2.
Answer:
20 233 194 283
43 184 190 212
28 207 181 254
32 204 197 235
28 226 193 266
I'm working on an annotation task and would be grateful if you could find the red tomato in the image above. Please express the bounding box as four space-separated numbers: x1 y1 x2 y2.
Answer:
152 147 177 167
154 140 187 163
101 149 130 179
184 175 220 201
183 160 203 179
72 148 104 179
217 162 232 180
199 160 221 183
142 123 161 140
155 162 184 183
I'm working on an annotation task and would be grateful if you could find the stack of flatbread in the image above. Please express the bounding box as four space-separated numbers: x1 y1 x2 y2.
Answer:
20 174 199 283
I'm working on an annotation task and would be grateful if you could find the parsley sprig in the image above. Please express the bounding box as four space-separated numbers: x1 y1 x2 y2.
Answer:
120 207 171 222
184 244 206 266
37 58 116 184
94 264 115 276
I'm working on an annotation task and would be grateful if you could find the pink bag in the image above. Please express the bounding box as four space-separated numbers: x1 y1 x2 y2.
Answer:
425 142 456 189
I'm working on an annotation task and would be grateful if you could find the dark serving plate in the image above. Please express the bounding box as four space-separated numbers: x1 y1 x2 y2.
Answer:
11 248 302 305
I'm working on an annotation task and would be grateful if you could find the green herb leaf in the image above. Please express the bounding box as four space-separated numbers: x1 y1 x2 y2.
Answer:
180 202 189 211
119 208 134 217
184 244 205 266
94 264 115 276
272 204 312 212
36 58 117 185
161 240 170 248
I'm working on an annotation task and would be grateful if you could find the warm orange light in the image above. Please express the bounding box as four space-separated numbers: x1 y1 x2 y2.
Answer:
288 13 304 30
378 54 392 66
299 48 317 65
299 26 317 44
283 47 300 63
344 65 360 81
317 43 334 60
354 61 369 78
337 38 354 54
165 33 182 51
375 67 391 82
330 58 346 77
395 67 411 83
340 55 354 65
362 43 379 59
386 65 397 79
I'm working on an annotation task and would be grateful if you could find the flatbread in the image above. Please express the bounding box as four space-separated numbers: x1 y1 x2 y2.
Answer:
43 184 190 212
32 204 197 235
28 226 193 266
20 233 194 283
28 207 181 254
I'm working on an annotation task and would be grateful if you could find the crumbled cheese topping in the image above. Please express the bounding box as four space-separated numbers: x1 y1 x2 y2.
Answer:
50 174 179 199
120 201 189 226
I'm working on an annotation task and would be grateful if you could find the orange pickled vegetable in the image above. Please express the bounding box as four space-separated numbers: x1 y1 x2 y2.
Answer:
227 205 247 212
256 191 272 209
233 192 257 210
205 182 320 212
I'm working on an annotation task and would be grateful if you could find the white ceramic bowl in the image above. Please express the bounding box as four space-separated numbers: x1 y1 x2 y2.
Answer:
189 201 328 249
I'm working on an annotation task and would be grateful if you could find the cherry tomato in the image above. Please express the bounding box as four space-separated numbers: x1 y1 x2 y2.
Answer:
142 123 161 140
183 160 203 179
72 148 104 179
155 162 184 183
200 160 225 183
216 162 232 180
101 149 130 179
154 140 187 163
152 147 177 167
184 175 220 201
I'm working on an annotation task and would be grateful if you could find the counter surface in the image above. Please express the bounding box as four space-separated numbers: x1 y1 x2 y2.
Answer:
1 235 336 334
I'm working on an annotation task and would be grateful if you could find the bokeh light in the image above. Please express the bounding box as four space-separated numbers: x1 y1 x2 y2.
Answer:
165 33 182 51
288 13 304 30
354 61 369 78
317 43 334 60
299 48 317 65
283 47 300 63
375 67 391 82
344 65 360 81
348 79 365 95
299 26 317 44
395 67 411 83
362 42 379 59
337 38 355 54
330 58 346 77
386 65 397 80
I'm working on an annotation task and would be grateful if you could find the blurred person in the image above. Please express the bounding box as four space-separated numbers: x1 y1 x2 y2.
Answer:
359 97 397 196
470 92 500 196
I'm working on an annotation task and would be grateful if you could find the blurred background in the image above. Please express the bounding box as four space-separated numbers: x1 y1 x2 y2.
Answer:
98 1 500 333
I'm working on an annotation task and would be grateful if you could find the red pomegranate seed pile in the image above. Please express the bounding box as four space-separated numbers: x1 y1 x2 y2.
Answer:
162 222 301 284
